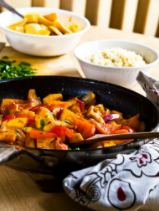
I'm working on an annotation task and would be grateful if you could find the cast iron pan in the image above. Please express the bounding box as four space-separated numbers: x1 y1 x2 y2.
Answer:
0 76 158 176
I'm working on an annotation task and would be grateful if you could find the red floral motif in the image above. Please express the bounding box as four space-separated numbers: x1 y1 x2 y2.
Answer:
130 152 150 167
117 187 126 201
154 90 158 95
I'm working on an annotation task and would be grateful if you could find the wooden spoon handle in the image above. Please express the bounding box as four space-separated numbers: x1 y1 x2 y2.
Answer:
0 0 24 18
71 132 159 146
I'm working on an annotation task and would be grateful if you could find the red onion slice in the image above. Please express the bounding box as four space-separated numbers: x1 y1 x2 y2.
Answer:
76 99 85 112
103 114 120 122
56 108 63 119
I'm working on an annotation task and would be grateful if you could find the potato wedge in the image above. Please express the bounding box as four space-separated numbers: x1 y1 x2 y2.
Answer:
35 107 54 129
7 19 27 30
53 20 72 34
36 138 56 149
60 108 80 123
6 118 28 130
44 13 57 22
38 15 54 26
69 24 79 33
25 23 50 36
1 99 28 115
43 94 63 104
25 134 35 148
23 127 34 134
49 26 62 35
25 23 41 35
0 131 17 144
15 26 25 33
38 29 50 36
24 13 39 23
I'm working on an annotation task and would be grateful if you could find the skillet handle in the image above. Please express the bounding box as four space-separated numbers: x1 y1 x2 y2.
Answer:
0 144 24 165
0 143 58 168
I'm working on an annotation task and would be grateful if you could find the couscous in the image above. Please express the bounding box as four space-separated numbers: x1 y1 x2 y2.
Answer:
85 47 146 67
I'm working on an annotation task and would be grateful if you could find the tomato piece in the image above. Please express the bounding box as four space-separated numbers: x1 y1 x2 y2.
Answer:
17 115 35 126
52 126 74 140
73 118 95 139
2 115 16 122
90 119 121 134
30 130 57 139
121 126 135 133
76 99 85 112
29 105 47 113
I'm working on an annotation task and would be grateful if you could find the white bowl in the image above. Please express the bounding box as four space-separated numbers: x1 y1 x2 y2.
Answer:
0 7 90 56
74 40 159 87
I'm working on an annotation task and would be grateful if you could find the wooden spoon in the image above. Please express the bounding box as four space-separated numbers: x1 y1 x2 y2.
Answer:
71 131 159 146
0 0 24 18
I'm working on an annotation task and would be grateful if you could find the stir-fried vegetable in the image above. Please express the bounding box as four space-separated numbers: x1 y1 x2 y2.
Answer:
0 90 146 150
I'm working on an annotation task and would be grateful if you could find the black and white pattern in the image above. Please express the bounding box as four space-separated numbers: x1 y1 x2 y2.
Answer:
63 141 159 211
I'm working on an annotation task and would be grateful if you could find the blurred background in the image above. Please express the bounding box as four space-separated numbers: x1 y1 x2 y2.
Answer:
0 0 159 38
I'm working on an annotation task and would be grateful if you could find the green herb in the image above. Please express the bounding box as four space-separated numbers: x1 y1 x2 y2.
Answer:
43 132 46 135
16 129 20 133
38 119 47 130
63 120 70 124
19 61 32 66
74 147 80 150
76 95 82 98
45 114 49 118
69 148 72 150
0 57 36 80
2 56 8 59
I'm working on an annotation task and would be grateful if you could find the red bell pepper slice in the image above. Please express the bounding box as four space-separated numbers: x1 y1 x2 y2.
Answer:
76 99 85 112
29 105 47 113
2 115 16 122
112 129 129 134
121 126 135 133
30 130 57 139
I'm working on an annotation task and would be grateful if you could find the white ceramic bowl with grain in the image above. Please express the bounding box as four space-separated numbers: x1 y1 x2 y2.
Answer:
74 40 159 87
0 7 90 56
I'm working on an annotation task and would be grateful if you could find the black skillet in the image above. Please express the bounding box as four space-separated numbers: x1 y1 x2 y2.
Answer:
0 76 158 177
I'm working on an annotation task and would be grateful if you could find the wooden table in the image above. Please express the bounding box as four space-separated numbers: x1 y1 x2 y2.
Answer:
0 26 159 211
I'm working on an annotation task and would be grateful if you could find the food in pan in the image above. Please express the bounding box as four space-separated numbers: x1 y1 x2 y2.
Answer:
7 12 80 36
85 47 146 67
0 90 146 150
